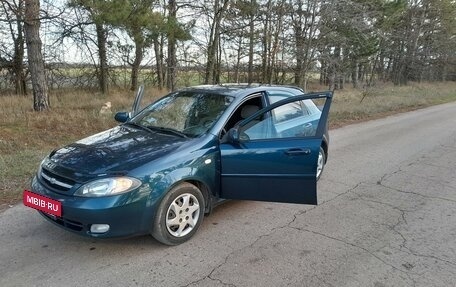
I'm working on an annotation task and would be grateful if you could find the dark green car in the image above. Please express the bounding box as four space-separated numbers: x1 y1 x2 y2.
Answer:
26 84 332 245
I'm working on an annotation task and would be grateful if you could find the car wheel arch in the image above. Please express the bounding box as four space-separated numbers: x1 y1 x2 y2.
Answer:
155 178 213 214
186 179 212 214
321 139 328 162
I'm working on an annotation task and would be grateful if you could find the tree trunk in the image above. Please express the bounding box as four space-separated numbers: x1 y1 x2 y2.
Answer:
24 0 49 111
160 35 166 87
13 23 26 95
204 0 229 84
234 34 242 83
247 8 255 84
95 23 108 94
14 0 26 95
319 56 326 86
205 0 218 84
261 0 272 83
294 28 304 87
167 0 177 91
153 37 164 89
441 55 448 81
269 0 285 84
130 48 142 91
215 36 222 83
292 0 318 89
351 59 358 88
2 0 27 95
130 31 144 91
328 46 341 90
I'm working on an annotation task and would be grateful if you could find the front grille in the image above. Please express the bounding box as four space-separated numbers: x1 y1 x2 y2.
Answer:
40 212 84 232
40 168 75 192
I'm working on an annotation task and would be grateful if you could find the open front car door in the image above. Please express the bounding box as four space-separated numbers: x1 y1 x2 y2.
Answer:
219 91 332 205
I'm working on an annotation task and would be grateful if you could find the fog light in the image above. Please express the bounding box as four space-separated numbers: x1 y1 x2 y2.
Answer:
90 224 110 234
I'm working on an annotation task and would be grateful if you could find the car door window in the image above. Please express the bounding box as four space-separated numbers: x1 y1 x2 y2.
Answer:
268 94 310 122
221 95 264 137
240 96 324 140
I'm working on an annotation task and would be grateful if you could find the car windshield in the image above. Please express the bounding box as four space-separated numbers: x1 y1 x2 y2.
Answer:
130 91 234 137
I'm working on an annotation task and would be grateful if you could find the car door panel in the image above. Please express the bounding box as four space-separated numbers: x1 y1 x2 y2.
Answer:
220 138 321 204
219 92 332 205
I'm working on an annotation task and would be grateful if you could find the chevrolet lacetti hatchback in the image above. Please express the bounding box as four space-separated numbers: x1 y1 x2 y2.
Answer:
25 84 332 245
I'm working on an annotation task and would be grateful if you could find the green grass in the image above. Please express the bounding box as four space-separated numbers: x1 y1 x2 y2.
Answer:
1 81 456 210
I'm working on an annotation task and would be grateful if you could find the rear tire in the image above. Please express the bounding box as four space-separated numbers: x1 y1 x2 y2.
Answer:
151 183 205 245
316 147 326 181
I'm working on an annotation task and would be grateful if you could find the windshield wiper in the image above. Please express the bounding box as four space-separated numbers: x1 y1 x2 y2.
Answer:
146 126 189 138
123 122 155 133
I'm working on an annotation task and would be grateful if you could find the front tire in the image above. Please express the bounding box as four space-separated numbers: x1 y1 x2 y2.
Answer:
151 183 205 245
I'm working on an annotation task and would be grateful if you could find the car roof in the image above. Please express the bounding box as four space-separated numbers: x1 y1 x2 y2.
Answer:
180 84 305 98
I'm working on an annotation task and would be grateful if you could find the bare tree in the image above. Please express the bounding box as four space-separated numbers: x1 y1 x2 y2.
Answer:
0 0 26 95
204 0 230 84
24 0 49 111
167 0 177 91
67 1 111 94
290 0 319 89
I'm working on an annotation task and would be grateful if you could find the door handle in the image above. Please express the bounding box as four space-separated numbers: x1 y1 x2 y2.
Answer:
303 123 312 128
285 148 311 156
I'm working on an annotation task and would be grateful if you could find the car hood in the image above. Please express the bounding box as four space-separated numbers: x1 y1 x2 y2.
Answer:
47 125 191 176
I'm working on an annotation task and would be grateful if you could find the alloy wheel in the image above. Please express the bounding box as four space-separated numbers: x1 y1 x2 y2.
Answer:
165 193 200 237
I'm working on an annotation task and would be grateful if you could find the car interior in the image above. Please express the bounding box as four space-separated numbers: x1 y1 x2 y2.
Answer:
220 96 263 140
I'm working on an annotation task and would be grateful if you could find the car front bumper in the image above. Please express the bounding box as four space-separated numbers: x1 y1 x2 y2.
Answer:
31 176 152 238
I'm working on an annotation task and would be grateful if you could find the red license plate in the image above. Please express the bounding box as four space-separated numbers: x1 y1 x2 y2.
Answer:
23 190 62 217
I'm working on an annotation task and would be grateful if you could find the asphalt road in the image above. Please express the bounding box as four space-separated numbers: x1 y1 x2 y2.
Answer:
1 102 456 287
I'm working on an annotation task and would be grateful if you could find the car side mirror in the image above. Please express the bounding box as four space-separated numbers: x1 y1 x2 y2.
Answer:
227 127 240 143
114 112 130 123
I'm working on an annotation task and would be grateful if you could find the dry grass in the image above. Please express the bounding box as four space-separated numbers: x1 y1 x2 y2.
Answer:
0 87 164 209
1 82 456 209
307 82 456 128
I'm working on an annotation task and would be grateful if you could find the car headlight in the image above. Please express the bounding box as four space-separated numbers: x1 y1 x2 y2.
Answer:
74 177 141 197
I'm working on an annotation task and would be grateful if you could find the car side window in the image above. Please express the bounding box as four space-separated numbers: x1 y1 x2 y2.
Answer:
268 93 310 124
221 95 264 135
240 98 321 140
